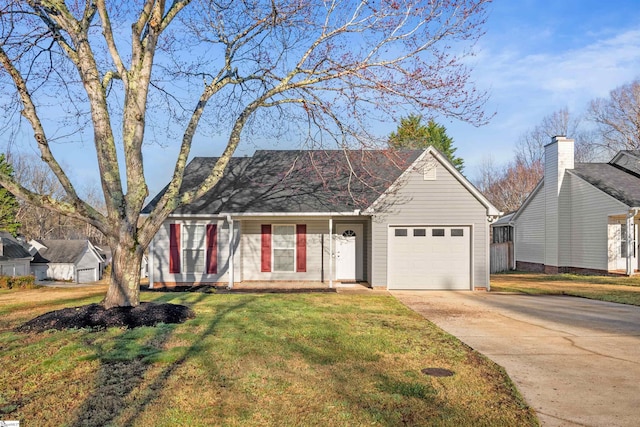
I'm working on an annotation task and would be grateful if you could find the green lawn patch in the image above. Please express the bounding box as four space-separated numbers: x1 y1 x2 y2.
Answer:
492 272 640 306
0 288 537 426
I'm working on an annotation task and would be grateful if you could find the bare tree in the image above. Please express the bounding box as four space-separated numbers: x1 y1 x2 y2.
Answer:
9 153 108 243
515 107 599 168
588 79 640 153
0 1 490 308
476 156 542 213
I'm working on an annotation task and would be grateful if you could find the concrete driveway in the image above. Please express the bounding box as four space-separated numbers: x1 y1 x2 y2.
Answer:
391 291 640 427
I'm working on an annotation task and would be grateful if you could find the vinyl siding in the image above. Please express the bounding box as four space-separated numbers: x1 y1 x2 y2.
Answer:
76 248 100 270
242 218 360 281
514 184 545 264
370 152 490 288
566 173 628 270
152 218 240 284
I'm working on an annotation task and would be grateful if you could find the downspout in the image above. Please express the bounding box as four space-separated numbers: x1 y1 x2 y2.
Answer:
509 221 516 271
227 215 234 289
626 209 639 276
329 218 333 289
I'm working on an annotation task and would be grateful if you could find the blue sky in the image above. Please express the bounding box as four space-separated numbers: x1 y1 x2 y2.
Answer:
443 0 640 179
12 1 640 197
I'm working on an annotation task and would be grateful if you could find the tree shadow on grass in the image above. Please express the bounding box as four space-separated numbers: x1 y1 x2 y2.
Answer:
68 292 255 427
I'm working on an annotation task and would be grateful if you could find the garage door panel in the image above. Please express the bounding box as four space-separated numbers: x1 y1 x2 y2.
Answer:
388 226 470 290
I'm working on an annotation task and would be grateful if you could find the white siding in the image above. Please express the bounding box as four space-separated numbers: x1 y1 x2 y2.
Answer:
152 218 240 284
241 218 332 281
515 184 545 264
370 152 490 289
0 260 30 277
566 173 627 270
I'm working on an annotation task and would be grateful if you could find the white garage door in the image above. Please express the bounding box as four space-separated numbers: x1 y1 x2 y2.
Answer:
77 268 97 283
388 226 471 290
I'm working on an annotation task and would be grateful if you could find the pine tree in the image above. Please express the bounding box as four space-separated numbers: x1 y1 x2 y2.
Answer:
389 114 464 172
0 155 20 234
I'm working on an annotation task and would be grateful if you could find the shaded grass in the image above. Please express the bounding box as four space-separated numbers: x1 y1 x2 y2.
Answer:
0 288 537 426
491 272 640 306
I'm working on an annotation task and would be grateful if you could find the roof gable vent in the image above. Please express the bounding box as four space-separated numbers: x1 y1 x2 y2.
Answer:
423 158 437 180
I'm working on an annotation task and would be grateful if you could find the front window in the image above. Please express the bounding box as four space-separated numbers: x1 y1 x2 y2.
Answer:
273 225 295 272
183 224 205 273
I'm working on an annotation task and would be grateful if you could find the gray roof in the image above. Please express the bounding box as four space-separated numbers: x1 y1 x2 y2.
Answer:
0 232 32 260
492 212 515 226
32 240 91 264
144 150 422 215
571 162 640 207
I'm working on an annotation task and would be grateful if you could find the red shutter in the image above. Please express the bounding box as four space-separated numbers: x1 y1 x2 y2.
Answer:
296 224 306 272
261 224 271 272
206 224 218 274
169 224 181 273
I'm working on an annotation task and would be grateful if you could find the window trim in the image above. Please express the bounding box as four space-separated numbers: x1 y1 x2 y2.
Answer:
182 223 206 274
272 224 297 272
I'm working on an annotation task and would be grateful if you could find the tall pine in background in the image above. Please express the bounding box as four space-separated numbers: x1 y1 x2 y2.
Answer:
0 155 20 234
389 114 464 172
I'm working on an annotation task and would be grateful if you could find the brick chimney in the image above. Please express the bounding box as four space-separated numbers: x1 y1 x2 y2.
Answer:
544 136 574 273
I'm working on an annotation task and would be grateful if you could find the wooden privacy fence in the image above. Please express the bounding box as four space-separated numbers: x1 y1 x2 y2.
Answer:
490 242 513 273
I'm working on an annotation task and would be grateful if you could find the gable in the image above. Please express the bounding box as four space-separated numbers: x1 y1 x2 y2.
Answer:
367 148 501 217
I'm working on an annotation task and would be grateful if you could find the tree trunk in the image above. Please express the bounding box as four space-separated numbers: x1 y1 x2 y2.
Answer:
103 243 143 309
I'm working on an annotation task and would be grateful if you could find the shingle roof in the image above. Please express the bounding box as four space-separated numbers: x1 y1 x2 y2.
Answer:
143 150 422 215
0 232 32 260
571 163 640 207
32 240 90 264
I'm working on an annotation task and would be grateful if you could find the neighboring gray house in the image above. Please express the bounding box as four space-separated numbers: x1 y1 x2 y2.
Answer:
144 148 501 290
513 136 640 275
0 232 32 276
29 239 104 282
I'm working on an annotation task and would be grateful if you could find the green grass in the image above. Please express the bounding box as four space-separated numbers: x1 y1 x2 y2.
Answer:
0 288 537 426
492 272 640 305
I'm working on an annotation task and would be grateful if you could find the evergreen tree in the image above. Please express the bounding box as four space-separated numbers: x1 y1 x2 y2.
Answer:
0 155 20 234
389 114 464 172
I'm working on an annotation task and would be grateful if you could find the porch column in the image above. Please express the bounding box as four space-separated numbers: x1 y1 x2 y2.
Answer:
329 218 333 288
149 238 154 289
626 210 638 276
228 216 234 289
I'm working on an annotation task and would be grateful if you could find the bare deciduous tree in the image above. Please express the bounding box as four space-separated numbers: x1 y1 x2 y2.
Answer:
588 79 640 153
0 1 490 308
9 153 107 243
515 107 599 168
476 156 543 213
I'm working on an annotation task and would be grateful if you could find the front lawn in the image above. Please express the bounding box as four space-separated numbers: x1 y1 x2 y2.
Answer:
491 272 640 306
0 287 536 426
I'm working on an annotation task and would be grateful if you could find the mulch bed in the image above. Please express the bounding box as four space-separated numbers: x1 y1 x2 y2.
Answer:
15 302 195 333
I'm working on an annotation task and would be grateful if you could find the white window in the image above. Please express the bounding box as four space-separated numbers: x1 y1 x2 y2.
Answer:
273 225 295 272
183 224 205 273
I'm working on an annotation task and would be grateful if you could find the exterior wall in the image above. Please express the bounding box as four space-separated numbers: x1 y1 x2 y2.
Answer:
31 263 75 281
151 218 240 285
0 260 30 277
515 173 629 272
152 216 370 285
566 174 628 271
514 184 545 264
76 249 101 281
370 152 490 289
240 217 367 282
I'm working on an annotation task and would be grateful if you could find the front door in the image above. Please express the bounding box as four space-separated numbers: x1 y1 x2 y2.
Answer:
335 224 363 281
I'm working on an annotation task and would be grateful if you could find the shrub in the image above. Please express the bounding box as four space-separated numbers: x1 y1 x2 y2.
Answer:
0 275 39 289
